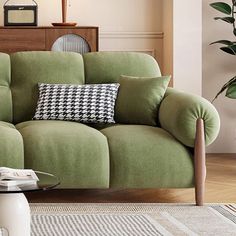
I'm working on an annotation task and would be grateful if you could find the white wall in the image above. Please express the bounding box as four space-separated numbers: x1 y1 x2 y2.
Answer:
161 0 203 93
0 0 162 30
173 0 202 95
0 0 164 68
203 0 236 153
0 0 204 92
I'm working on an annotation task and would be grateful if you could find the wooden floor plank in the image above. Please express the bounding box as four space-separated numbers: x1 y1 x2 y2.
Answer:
27 154 236 203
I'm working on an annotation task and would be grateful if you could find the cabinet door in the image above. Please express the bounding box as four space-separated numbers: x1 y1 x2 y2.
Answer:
46 28 98 53
0 29 46 54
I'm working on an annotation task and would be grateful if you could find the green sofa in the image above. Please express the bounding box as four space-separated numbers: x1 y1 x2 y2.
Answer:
0 51 220 205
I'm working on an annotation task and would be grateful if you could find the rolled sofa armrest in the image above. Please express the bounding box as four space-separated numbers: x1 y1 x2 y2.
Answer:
159 88 220 147
0 121 24 168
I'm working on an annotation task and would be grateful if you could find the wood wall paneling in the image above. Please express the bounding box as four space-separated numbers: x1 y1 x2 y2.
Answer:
99 31 164 74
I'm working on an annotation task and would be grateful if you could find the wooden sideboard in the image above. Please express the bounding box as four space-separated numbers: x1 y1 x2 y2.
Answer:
0 26 99 54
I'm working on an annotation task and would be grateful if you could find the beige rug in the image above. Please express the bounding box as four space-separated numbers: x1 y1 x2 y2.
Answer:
29 203 236 236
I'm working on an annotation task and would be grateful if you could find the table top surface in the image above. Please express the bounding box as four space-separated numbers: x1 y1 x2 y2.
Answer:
0 26 99 29
0 171 60 194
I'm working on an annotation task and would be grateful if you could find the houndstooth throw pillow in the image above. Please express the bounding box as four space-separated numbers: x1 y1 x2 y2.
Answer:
33 83 120 123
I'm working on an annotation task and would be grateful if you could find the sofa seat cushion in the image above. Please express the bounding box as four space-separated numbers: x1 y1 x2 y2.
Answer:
101 125 194 188
16 120 109 188
0 121 24 168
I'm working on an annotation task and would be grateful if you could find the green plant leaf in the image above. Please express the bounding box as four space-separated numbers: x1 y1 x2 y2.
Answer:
210 2 232 15
220 45 236 55
210 40 234 45
214 17 235 23
226 82 236 98
212 76 236 102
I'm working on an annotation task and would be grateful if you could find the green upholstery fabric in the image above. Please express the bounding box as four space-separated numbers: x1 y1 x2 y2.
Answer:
83 52 161 84
159 88 221 147
88 123 120 130
115 75 170 126
0 53 12 122
101 125 194 188
0 121 24 168
0 51 220 191
16 120 109 188
11 52 85 124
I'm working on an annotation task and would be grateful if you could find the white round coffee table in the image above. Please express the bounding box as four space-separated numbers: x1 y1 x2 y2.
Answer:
0 171 60 236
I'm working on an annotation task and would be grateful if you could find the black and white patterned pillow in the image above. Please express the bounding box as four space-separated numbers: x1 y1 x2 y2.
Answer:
33 83 120 123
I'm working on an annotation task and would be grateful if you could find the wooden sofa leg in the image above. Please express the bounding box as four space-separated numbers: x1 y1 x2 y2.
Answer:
194 118 206 206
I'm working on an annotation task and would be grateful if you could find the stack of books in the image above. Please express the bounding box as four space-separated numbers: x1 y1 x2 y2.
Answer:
0 167 39 187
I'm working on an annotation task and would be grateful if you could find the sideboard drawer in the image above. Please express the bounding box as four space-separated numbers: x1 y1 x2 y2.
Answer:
0 29 45 53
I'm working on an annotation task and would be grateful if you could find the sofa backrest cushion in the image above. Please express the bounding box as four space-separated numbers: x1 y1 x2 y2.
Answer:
0 53 12 122
11 52 85 124
83 52 161 84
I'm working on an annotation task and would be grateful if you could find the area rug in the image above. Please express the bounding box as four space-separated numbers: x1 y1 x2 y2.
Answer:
29 203 236 236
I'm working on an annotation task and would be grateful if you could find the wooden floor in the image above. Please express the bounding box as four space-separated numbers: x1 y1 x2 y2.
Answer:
27 154 236 203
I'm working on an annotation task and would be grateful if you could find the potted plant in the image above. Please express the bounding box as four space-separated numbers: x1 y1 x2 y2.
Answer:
210 1 236 101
